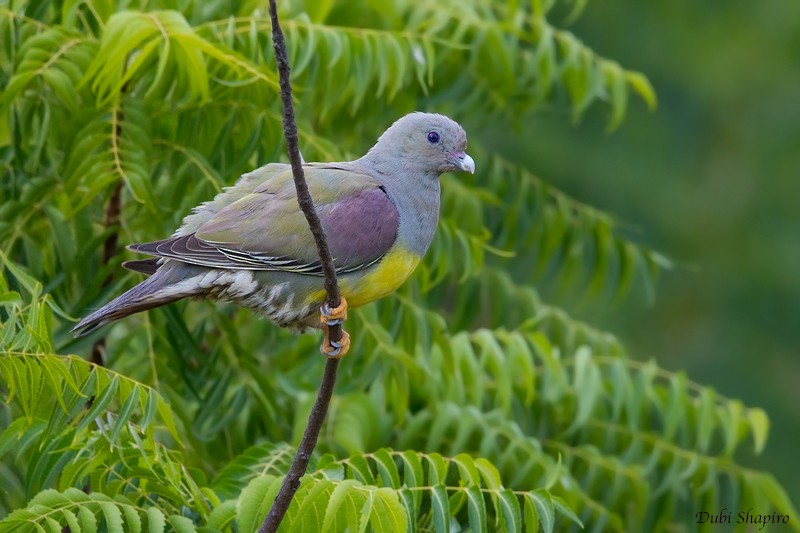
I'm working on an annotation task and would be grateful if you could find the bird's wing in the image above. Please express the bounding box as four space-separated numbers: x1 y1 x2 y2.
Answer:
174 163 290 236
128 165 400 275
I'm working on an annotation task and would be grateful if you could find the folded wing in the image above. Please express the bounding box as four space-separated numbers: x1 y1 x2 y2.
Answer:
127 166 400 276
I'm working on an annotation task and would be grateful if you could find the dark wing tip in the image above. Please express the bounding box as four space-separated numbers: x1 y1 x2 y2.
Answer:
122 258 161 276
71 317 105 337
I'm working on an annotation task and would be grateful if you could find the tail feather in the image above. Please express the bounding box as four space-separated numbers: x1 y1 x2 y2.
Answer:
72 263 202 337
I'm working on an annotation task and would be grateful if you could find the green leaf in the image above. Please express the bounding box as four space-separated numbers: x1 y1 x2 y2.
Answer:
372 448 401 488
0 250 43 298
73 376 119 437
206 500 237 531
429 484 450 532
62 509 82 533
371 488 408 533
120 503 142 533
347 453 377 485
625 70 657 109
109 384 140 445
524 490 554 533
567 347 602 431
99 501 124 533
747 408 770 455
465 485 487 532
498 489 523 533
168 514 196 533
322 479 360 532
425 453 448 486
552 496 583 528
236 476 278 533
146 507 166 533
452 453 481 486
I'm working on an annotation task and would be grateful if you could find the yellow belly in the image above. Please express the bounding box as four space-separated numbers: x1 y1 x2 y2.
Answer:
344 247 420 307
302 247 420 308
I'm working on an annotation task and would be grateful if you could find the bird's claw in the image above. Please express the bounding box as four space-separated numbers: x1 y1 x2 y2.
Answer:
320 296 348 325
320 296 349 358
320 329 350 359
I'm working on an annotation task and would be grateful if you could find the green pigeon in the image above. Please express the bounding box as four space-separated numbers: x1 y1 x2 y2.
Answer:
73 112 475 356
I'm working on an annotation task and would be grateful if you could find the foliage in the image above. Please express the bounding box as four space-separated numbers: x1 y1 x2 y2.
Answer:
0 0 795 532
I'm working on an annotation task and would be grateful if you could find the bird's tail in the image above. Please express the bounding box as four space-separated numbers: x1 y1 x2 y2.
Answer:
72 262 204 337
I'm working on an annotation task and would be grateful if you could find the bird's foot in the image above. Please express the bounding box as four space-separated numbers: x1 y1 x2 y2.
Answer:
320 328 350 359
320 296 349 358
320 296 348 325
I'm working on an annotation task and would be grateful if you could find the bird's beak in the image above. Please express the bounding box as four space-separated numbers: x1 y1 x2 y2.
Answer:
451 152 475 174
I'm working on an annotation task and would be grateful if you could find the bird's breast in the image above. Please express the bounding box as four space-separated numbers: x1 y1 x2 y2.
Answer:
340 246 421 307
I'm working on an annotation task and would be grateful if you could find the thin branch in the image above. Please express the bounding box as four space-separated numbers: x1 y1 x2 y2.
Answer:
259 359 339 533
266 2 342 320
258 1 344 532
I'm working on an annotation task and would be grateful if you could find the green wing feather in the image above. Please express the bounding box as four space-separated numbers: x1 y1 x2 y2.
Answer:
129 164 400 275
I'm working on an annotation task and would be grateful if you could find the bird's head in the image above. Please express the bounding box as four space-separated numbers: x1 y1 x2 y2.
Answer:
366 112 475 176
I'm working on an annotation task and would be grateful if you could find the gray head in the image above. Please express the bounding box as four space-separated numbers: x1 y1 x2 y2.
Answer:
361 112 475 176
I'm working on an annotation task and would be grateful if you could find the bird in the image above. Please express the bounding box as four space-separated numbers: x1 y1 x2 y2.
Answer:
73 112 475 357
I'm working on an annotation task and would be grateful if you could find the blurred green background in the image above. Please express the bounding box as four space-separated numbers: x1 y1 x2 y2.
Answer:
483 0 800 504
1 0 796 528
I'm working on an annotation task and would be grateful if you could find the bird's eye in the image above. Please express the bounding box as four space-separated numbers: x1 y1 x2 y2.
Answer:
426 131 440 144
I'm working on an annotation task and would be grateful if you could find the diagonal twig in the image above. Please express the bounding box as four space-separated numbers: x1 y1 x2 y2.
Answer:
258 1 344 531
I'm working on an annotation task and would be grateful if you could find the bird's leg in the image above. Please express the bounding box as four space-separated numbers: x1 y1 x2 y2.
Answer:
320 296 348 324
319 296 349 358
320 327 350 359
